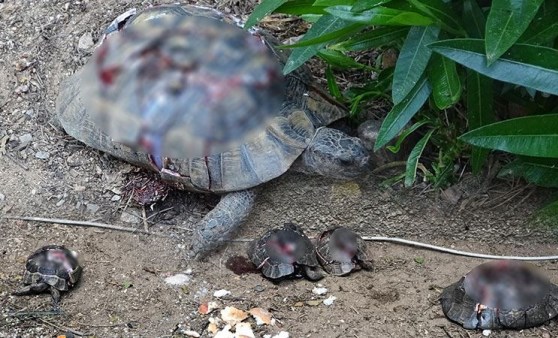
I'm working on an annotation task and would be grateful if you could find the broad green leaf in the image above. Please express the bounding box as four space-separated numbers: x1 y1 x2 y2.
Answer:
462 0 486 38
352 0 393 12
408 0 465 36
518 9 558 45
313 0 356 5
405 129 435 187
333 26 408 51
386 120 429 153
428 54 462 109
375 77 432 150
467 70 493 174
318 49 371 69
280 24 364 48
392 26 440 105
283 14 352 75
275 0 326 15
300 14 322 23
325 66 343 100
429 39 558 96
485 0 545 65
499 158 558 187
324 5 434 26
460 114 558 158
245 0 287 29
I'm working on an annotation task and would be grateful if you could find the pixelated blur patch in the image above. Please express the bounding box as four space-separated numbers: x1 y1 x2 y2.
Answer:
82 8 285 159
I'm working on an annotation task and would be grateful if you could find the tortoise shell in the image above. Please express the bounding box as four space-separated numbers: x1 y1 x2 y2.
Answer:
55 5 347 194
248 223 323 280
440 260 558 330
80 5 285 160
316 227 371 276
21 245 82 292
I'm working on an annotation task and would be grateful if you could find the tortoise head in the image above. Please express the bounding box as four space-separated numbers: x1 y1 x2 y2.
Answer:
300 127 369 179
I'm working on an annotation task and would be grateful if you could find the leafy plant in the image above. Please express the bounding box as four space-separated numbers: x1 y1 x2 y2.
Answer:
247 0 558 188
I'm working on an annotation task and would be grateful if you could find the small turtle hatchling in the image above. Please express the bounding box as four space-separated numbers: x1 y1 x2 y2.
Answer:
248 223 323 281
13 245 82 310
440 260 558 330
316 227 372 276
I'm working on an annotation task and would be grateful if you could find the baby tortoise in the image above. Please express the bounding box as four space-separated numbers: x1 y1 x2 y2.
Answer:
13 245 82 310
440 260 558 330
248 223 323 281
316 227 372 276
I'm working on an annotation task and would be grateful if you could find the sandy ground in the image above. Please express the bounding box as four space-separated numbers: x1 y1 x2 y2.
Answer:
1 1 558 337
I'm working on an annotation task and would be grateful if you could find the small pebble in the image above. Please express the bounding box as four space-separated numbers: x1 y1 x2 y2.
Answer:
35 151 50 159
312 287 327 295
213 289 231 298
323 295 337 306
18 133 33 146
78 32 94 50
165 273 190 286
482 329 491 336
254 284 265 292
86 203 100 214
0 193 4 201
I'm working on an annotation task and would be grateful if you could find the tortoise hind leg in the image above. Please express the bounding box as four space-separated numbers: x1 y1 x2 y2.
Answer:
190 190 256 260
303 266 324 281
13 282 49 296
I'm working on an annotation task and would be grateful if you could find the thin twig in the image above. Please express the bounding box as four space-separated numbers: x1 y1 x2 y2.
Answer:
7 310 62 317
5 153 29 170
371 161 407 174
142 206 148 232
3 216 168 237
37 317 85 336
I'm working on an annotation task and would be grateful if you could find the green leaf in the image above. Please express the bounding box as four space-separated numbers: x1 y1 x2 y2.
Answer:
405 129 435 187
333 26 408 51
429 39 558 96
352 0 394 12
499 158 558 187
283 14 352 75
313 0 356 5
462 0 486 38
386 120 429 153
276 0 326 15
466 70 494 174
324 5 434 26
518 9 558 45
460 114 558 158
485 0 545 64
392 26 440 105
280 24 364 48
325 66 342 100
245 0 288 29
428 54 462 109
318 49 371 69
408 0 465 36
375 77 432 150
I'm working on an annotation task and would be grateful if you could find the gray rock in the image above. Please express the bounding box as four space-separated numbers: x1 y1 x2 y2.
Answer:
78 32 94 51
35 151 50 159
86 203 100 214
18 133 33 146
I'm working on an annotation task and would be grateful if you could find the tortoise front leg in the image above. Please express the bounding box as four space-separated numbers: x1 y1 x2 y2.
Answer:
303 266 324 281
190 190 256 260
13 282 50 296
50 287 62 311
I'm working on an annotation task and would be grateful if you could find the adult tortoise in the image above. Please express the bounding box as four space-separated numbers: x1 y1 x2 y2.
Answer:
55 5 370 258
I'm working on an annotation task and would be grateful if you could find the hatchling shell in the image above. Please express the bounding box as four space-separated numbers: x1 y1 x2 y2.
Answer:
248 223 323 280
440 260 558 330
21 245 82 291
316 227 371 276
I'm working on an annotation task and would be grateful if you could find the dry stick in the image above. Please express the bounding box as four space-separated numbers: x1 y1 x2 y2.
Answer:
2 216 168 237
360 236 558 261
37 317 85 337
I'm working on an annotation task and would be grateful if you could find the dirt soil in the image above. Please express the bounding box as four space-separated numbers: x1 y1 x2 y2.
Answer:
1 1 558 337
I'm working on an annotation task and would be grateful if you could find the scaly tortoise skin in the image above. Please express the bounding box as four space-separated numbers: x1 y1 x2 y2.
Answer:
440 260 558 330
316 227 372 276
55 5 370 259
13 245 82 310
248 223 323 280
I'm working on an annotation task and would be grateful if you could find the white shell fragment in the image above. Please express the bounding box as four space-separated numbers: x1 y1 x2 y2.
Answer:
220 306 248 326
249 307 273 325
214 289 231 298
312 287 328 295
323 296 337 306
164 273 190 286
